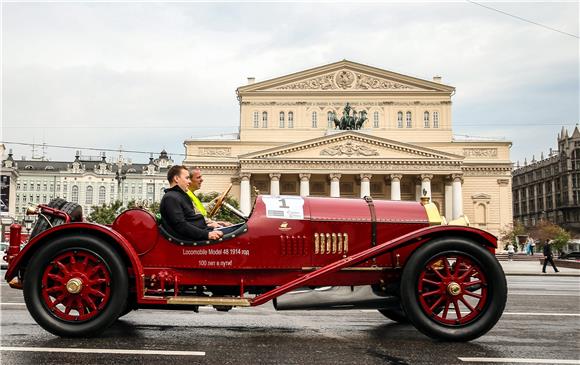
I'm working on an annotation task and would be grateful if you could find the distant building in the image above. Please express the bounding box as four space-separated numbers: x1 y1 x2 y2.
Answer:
1 149 174 222
512 126 580 235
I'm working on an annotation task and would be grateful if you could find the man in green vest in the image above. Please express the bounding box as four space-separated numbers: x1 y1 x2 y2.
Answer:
188 168 232 228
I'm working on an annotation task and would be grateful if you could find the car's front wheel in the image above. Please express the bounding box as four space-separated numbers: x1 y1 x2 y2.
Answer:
23 235 128 337
400 237 507 342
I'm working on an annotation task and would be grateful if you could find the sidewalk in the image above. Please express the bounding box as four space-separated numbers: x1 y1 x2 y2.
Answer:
500 259 580 277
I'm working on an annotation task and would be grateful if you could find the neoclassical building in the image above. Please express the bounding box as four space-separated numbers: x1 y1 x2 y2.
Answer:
184 60 512 237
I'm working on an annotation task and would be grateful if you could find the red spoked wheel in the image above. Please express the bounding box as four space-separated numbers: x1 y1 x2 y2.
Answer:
24 235 128 337
41 250 111 322
418 254 487 326
400 237 507 342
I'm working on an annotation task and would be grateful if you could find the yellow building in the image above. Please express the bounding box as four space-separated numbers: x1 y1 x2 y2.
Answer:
184 60 512 237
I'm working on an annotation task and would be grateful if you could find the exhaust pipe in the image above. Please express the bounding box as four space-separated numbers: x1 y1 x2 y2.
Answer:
273 286 399 311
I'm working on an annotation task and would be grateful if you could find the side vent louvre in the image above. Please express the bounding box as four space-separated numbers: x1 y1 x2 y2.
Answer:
314 233 348 255
280 235 307 256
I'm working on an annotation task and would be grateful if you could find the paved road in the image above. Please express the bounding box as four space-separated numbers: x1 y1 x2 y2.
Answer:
1 274 579 365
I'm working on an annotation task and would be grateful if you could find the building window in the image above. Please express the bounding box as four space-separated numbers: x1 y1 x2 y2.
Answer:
262 111 268 128
16 195 20 203
43 182 47 191
111 184 115 196
72 186 79 203
37 183 41 191
424 111 430 128
36 195 40 203
406 111 412 128
99 186 106 204
311 111 317 128
433 112 439 128
17 183 21 190
23 183 27 190
279 112 285 128
253 111 259 128
43 195 47 203
22 195 26 203
86 186 93 205
327 111 334 128
373 111 379 128
288 112 294 128
397 112 403 128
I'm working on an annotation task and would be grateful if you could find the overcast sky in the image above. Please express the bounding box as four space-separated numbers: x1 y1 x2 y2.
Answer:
1 1 578 165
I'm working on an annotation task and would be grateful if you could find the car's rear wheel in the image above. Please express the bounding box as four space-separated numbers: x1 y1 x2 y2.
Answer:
400 237 506 342
23 235 128 337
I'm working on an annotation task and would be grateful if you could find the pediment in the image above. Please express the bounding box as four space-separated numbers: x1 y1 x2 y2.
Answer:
239 131 463 161
472 193 492 200
238 60 454 94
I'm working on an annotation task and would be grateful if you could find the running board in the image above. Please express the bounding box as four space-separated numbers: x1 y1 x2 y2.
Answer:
166 296 251 307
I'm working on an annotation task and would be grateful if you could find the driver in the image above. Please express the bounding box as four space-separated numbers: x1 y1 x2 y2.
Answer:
187 168 232 228
160 165 223 241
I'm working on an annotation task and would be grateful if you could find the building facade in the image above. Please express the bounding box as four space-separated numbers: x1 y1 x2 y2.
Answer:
512 127 580 235
184 60 513 238
1 150 174 222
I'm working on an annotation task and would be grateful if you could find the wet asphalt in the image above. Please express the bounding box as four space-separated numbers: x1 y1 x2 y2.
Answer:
1 274 579 365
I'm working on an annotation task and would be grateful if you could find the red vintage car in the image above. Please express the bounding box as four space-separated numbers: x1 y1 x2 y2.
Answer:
3 191 507 342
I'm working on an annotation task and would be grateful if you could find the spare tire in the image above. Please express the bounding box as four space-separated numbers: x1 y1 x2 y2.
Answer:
29 198 82 239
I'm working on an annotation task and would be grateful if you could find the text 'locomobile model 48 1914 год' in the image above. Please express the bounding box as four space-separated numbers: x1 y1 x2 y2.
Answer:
3 187 507 342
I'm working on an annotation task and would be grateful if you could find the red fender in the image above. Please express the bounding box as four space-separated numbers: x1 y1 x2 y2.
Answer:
4 222 144 297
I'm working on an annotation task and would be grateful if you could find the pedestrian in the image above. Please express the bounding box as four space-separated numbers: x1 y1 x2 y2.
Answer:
530 239 536 256
507 242 515 261
542 239 559 273
524 240 530 255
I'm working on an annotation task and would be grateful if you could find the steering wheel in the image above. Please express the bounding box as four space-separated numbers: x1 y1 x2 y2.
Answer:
207 184 232 218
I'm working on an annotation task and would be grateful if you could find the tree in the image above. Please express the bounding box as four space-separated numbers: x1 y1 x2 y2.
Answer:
529 220 571 254
499 221 526 250
87 200 161 225
87 201 124 225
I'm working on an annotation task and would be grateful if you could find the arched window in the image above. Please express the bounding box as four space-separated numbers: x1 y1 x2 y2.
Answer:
311 111 317 128
86 186 93 205
279 112 285 128
406 111 412 128
288 112 294 128
424 111 430 128
433 111 439 128
475 203 487 225
397 112 403 128
373 111 379 128
253 111 259 128
262 112 268 128
72 186 79 203
99 186 106 205
327 111 334 128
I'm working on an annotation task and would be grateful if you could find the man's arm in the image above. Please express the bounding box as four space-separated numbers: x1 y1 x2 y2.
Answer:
162 195 211 240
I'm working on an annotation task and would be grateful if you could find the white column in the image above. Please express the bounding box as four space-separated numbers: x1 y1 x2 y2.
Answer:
269 173 281 196
452 174 463 219
444 177 453 219
420 174 433 199
299 173 310 197
240 173 252 215
390 174 402 201
360 174 372 198
330 173 341 198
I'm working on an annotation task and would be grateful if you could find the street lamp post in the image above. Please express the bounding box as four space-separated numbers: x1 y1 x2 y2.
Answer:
115 170 126 205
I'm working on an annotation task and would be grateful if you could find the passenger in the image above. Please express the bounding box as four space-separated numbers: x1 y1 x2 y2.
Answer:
160 165 223 241
187 168 232 228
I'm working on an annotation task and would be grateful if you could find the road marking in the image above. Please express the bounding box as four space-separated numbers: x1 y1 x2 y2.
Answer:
0 303 26 306
459 357 580 364
361 310 580 316
0 347 205 356
503 312 580 317
509 292 579 296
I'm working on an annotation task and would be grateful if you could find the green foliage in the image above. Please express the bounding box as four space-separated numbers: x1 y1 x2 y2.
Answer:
499 221 526 249
87 201 124 225
87 200 161 225
526 220 571 253
197 191 243 224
